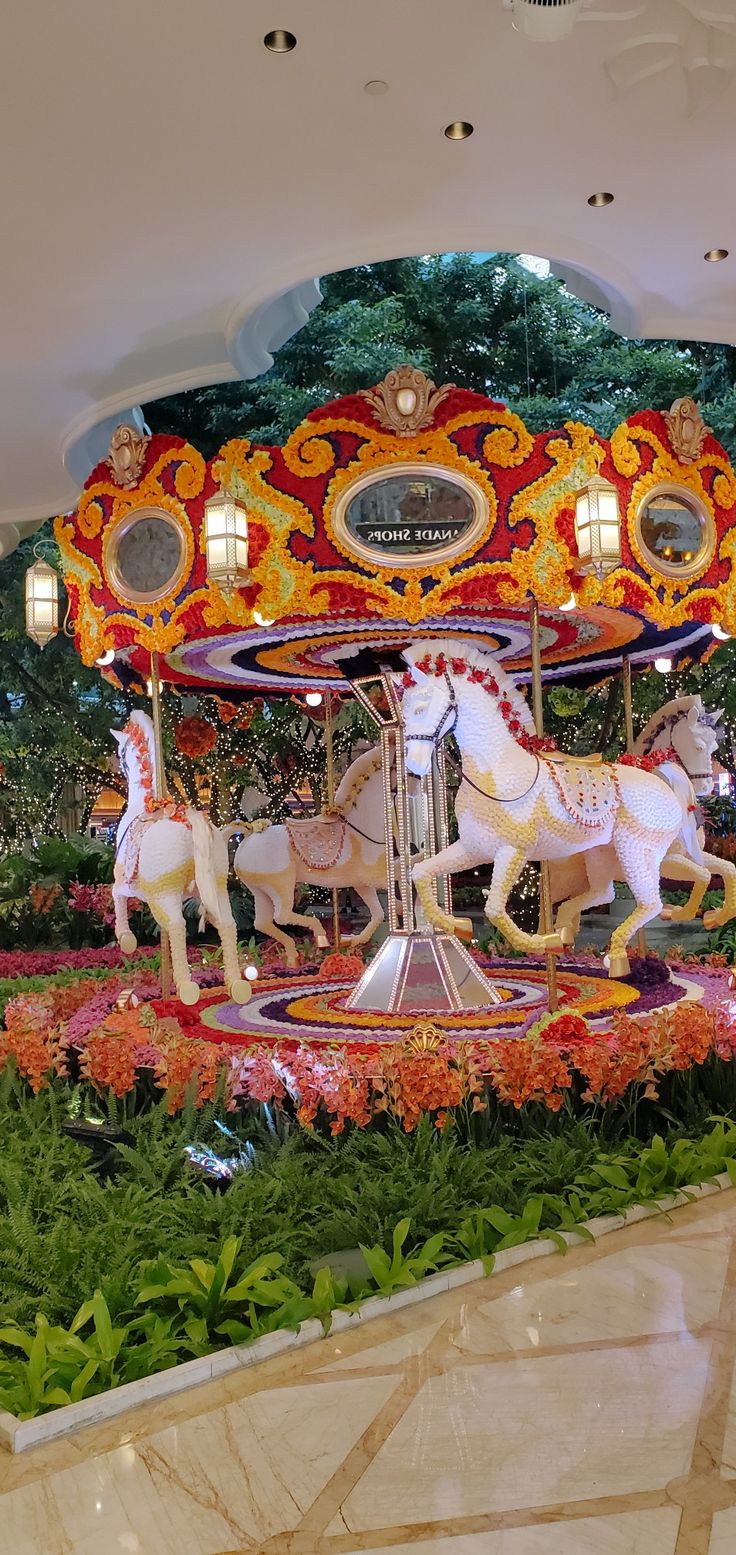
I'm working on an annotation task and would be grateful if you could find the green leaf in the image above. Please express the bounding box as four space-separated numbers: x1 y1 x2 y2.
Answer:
390 1217 412 1270
358 1244 392 1289
69 1359 99 1403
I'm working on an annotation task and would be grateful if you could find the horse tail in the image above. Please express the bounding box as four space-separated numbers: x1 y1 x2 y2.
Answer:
186 808 223 927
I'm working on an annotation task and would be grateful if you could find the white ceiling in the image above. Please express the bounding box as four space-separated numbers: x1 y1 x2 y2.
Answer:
1 0 735 542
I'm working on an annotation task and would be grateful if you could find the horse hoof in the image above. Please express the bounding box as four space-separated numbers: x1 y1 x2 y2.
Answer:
660 906 674 922
703 909 722 930
455 917 474 941
229 979 252 1005
178 980 200 1006
316 934 329 950
119 930 137 955
558 923 575 948
541 932 564 953
607 952 630 979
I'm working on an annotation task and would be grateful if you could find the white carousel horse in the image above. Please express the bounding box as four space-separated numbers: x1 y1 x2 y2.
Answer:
111 712 251 1006
232 744 389 966
549 694 736 935
401 640 702 978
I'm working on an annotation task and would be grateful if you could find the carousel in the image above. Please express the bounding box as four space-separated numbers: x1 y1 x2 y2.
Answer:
44 367 736 1048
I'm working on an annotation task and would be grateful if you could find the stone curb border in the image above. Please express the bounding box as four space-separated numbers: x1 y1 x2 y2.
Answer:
1 1174 731 1454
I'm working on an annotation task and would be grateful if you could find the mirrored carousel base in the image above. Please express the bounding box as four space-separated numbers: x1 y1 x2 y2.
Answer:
345 931 503 1014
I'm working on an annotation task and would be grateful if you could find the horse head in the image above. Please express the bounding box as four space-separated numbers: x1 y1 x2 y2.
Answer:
638 694 724 797
401 647 458 776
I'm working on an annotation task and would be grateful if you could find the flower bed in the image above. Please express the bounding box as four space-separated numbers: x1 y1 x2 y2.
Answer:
3 952 736 1130
0 945 160 979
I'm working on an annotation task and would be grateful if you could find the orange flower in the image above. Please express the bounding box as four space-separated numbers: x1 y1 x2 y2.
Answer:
174 716 218 760
29 882 61 915
318 951 364 981
81 1033 139 1098
154 1036 220 1113
213 698 239 723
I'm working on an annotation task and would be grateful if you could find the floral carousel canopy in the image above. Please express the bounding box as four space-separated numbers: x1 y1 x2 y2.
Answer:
55 369 736 694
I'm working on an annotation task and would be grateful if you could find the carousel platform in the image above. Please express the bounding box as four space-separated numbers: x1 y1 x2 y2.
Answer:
153 952 718 1052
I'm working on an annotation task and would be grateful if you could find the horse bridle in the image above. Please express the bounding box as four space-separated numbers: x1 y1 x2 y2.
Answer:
405 669 540 804
404 669 459 748
644 713 715 785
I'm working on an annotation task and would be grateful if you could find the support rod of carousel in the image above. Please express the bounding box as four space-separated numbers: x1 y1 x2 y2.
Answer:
622 656 647 958
529 596 559 1011
324 690 341 950
149 651 173 998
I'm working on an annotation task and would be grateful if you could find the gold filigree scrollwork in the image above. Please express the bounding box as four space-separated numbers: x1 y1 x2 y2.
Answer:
105 423 151 488
359 366 455 436
664 398 712 465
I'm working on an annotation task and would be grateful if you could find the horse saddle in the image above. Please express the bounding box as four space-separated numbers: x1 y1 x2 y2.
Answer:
117 813 151 886
547 760 619 830
546 751 603 766
285 815 347 871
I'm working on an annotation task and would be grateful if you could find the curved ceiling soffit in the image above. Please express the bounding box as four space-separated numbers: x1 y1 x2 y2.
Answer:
58 236 641 504
49 207 713 552
61 279 324 492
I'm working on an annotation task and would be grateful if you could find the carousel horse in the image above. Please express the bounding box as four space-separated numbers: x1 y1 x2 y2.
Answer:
111 712 251 1006
549 695 736 935
232 744 389 966
401 640 701 978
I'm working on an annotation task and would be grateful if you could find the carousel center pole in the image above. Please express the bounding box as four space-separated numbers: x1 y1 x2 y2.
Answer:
622 656 647 958
324 690 341 950
529 597 559 1011
149 651 173 998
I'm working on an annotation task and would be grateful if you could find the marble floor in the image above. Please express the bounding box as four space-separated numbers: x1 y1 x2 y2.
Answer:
3 1196 736 1554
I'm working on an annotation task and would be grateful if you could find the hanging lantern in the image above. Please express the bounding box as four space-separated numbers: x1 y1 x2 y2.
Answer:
574 472 622 577
24 556 59 647
203 489 249 594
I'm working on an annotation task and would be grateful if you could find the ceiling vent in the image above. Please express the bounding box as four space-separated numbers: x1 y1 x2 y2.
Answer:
510 0 582 42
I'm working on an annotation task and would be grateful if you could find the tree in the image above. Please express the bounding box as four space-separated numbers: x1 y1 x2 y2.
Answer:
0 532 134 845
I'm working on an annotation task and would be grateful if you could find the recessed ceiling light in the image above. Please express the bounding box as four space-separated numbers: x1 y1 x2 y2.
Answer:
587 191 614 207
444 121 474 140
264 28 296 52
364 79 389 95
705 248 729 262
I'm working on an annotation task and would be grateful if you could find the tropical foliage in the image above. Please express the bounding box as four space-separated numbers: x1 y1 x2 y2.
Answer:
0 1073 734 1417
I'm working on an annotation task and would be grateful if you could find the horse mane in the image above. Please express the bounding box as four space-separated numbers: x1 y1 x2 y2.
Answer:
334 744 383 811
634 695 703 755
403 638 535 734
122 710 158 789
